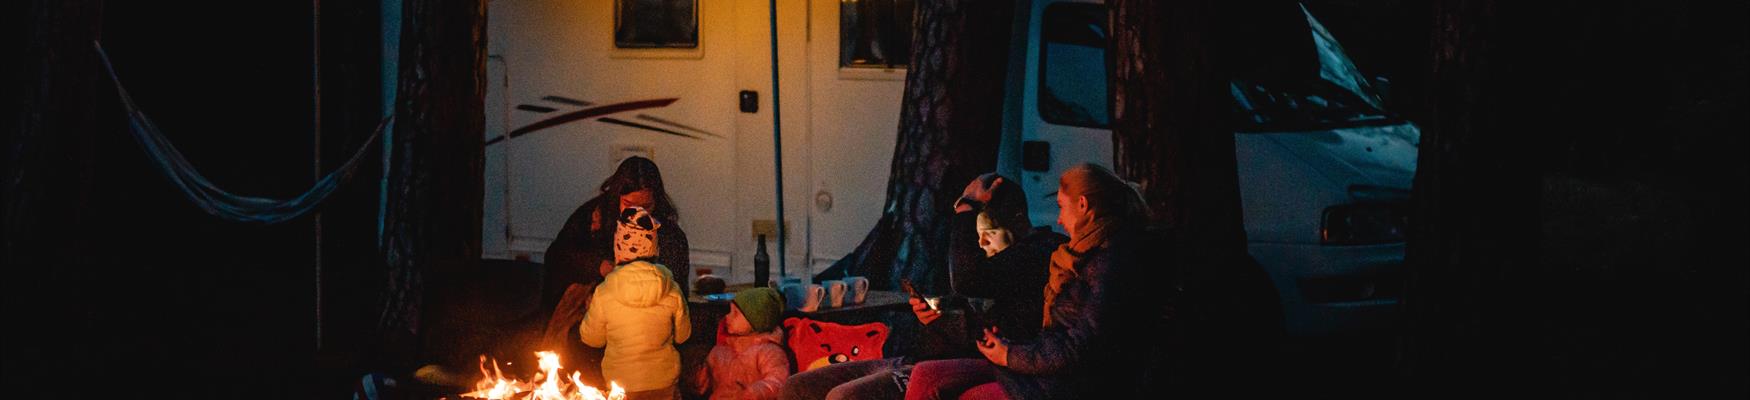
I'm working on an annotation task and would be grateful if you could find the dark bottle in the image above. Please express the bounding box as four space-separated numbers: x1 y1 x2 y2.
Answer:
754 234 771 287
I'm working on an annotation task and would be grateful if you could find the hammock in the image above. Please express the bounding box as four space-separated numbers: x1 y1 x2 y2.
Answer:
94 41 388 224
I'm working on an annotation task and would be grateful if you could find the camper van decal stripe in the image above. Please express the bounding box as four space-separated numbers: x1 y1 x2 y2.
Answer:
515 104 558 113
540 96 593 106
636 114 723 138
598 117 702 140
505 98 679 139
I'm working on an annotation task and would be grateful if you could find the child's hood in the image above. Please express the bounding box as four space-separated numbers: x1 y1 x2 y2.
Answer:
600 260 677 308
722 328 785 352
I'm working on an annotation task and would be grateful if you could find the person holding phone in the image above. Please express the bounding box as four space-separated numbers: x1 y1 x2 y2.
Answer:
780 173 1062 400
906 164 1148 400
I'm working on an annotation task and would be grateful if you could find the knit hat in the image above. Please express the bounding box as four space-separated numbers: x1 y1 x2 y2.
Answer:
731 287 783 333
613 206 661 265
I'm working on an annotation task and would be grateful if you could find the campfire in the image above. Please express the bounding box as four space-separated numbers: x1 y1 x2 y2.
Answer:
456 351 624 400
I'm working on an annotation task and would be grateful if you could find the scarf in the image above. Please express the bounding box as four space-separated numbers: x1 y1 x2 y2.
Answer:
1042 214 1115 327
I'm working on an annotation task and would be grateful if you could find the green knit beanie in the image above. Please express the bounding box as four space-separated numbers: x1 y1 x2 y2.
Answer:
732 287 783 333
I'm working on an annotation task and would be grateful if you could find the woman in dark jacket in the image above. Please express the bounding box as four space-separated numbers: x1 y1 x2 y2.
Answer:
906 164 1150 400
780 173 1062 400
539 156 691 387
543 156 690 308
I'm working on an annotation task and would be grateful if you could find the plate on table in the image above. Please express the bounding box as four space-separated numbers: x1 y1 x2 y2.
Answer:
702 293 735 302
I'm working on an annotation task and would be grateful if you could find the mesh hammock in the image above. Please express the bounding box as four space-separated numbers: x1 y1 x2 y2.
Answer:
94 41 387 224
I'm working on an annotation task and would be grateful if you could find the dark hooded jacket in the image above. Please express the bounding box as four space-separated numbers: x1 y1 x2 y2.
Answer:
908 211 1065 362
544 195 691 311
993 225 1160 400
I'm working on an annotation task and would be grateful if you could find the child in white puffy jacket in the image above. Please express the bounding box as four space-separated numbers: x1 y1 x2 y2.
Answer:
580 207 692 400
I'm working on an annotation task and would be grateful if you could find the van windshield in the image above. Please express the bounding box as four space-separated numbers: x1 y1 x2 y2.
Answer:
1231 5 1396 132
1037 3 1395 132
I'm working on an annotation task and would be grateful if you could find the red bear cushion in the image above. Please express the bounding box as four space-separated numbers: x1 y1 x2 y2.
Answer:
781 317 890 372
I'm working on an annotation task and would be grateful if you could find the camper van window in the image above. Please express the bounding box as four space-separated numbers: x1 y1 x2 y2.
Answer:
1038 3 1110 128
1229 5 1397 132
614 0 699 49
840 0 914 69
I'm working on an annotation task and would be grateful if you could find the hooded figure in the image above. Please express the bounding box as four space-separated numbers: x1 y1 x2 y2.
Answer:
581 207 693 394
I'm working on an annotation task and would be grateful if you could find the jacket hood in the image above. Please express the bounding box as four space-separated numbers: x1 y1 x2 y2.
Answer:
723 328 785 351
600 261 677 308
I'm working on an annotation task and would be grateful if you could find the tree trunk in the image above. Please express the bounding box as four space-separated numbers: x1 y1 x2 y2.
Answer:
4 0 105 391
1399 0 1541 394
1109 0 1243 246
377 0 487 368
823 0 1015 294
7 0 105 267
1108 0 1289 394
314 0 389 357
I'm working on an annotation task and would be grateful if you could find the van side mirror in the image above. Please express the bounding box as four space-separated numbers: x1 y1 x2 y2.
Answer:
1023 141 1051 172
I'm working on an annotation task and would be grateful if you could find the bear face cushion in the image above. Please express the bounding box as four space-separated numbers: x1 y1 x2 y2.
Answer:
781 317 889 372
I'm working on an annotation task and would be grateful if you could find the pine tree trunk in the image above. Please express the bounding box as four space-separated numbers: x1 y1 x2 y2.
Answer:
1108 0 1289 394
1399 0 1541 393
4 0 105 389
7 0 104 269
378 0 487 367
1109 0 1243 246
825 0 1015 293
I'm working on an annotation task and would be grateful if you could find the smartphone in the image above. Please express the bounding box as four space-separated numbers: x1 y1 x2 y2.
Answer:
900 279 939 311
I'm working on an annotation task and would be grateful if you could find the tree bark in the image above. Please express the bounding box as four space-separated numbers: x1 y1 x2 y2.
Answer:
3 0 105 391
1399 0 1541 394
315 0 388 355
6 0 104 270
377 0 487 368
1109 0 1244 245
1108 0 1289 394
823 0 1015 294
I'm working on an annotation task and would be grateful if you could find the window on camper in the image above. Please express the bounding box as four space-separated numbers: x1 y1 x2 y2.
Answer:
1038 3 1110 128
615 0 700 48
840 0 914 69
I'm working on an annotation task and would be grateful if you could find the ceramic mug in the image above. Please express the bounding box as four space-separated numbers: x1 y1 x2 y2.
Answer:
782 282 826 312
844 276 871 304
824 280 848 308
779 282 803 309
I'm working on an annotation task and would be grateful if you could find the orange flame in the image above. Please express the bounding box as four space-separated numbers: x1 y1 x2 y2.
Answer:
459 351 622 400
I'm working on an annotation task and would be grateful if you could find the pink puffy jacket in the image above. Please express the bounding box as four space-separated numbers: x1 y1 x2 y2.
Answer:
689 328 790 400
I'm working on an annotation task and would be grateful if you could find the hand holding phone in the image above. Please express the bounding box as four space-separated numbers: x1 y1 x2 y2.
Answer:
900 279 938 311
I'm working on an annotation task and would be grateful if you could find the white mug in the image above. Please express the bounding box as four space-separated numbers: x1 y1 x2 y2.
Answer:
782 282 825 312
798 284 825 312
824 280 847 308
844 276 871 304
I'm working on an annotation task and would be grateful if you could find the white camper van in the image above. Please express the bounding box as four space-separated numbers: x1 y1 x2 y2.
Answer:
482 0 1415 337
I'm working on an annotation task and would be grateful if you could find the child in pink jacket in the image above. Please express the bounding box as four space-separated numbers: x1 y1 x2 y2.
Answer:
688 287 790 400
